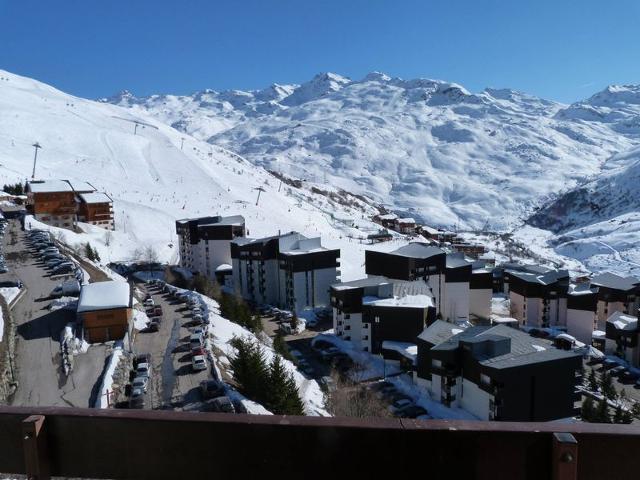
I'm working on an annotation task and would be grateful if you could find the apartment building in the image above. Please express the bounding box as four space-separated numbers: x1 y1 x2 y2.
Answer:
507 269 570 328
415 321 582 421
365 243 477 324
175 215 246 278
77 192 114 229
605 310 640 367
591 272 640 330
231 232 339 313
565 283 599 345
330 276 436 353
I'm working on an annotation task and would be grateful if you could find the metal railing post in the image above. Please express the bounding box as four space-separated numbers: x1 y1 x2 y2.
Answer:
552 432 578 480
22 414 50 480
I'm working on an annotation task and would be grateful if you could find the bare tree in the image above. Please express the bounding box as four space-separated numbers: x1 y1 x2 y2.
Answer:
325 367 391 418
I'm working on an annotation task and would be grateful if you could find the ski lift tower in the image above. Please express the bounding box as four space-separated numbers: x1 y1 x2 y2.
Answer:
31 142 42 179
254 186 266 206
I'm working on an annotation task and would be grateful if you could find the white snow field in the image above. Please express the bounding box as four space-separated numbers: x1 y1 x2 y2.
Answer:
0 69 408 281
107 71 640 276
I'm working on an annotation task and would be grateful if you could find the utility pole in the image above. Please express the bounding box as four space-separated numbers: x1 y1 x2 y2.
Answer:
31 142 42 179
180 138 185 150
134 122 139 135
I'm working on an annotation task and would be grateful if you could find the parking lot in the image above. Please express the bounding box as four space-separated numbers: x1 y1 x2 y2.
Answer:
130 282 214 410
4 221 108 407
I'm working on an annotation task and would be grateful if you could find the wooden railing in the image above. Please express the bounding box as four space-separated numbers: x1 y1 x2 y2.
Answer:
0 406 639 479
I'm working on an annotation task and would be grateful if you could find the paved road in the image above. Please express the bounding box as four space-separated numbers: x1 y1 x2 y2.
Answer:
5 222 108 407
133 283 212 409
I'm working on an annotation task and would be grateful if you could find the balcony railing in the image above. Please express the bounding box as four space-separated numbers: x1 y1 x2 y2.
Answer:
0 406 639 479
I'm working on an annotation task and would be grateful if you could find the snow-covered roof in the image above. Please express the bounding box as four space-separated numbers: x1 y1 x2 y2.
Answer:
491 317 518 324
28 180 73 193
421 226 440 235
396 217 416 224
363 294 434 309
215 263 232 272
606 311 638 331
381 341 418 364
592 330 606 339
79 192 112 204
77 281 131 313
591 272 639 291
377 213 397 220
68 181 96 193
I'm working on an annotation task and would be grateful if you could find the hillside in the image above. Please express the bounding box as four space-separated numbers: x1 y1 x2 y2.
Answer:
527 147 640 276
107 72 639 231
0 69 405 281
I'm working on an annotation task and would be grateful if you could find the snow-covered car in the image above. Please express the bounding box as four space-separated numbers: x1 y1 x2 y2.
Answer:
191 327 205 337
209 396 235 413
132 376 149 393
191 355 207 372
189 333 204 350
143 298 154 307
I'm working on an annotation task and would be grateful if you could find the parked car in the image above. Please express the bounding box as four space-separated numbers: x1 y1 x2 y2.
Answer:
603 359 620 370
389 398 414 413
146 321 159 332
131 376 149 393
190 333 204 350
133 354 151 368
51 264 74 275
621 370 639 382
143 298 154 307
50 280 81 298
191 355 207 372
200 380 225 399
320 347 340 360
129 388 145 409
210 396 235 413
395 405 428 418
0 280 23 289
136 363 151 378
610 365 627 377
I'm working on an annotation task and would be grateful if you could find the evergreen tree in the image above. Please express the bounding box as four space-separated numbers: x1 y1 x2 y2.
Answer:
84 242 95 261
632 403 640 420
613 405 625 424
92 246 101 262
283 371 305 415
265 355 292 414
595 398 610 423
273 332 292 361
581 396 596 422
229 337 269 403
588 368 598 391
599 371 616 400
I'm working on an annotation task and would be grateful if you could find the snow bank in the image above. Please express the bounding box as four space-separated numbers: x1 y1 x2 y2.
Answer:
49 296 78 311
133 309 150 331
95 343 124 409
0 287 20 305
175 287 328 416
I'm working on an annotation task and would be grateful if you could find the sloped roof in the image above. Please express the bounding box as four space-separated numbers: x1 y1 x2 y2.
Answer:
77 281 131 313
391 243 444 259
28 180 73 193
591 272 639 291
79 192 112 204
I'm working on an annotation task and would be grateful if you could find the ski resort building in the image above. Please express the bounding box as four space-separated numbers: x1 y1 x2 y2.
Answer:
77 192 114 229
605 310 640 367
507 269 570 328
26 179 114 230
231 232 340 313
364 243 478 324
565 283 599 345
176 215 246 279
590 272 640 330
394 217 416 234
331 276 436 353
415 321 582 421
373 213 398 230
26 180 77 228
76 281 133 343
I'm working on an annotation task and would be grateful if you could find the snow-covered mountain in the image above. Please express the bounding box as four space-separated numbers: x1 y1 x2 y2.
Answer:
527 147 640 276
106 72 639 231
0 69 407 281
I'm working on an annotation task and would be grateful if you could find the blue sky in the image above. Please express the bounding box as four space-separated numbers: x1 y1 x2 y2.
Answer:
1 0 639 102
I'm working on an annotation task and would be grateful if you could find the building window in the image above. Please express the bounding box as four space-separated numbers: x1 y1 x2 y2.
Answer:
363 323 369 329
375 316 380 323
480 373 491 386
432 359 442 368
